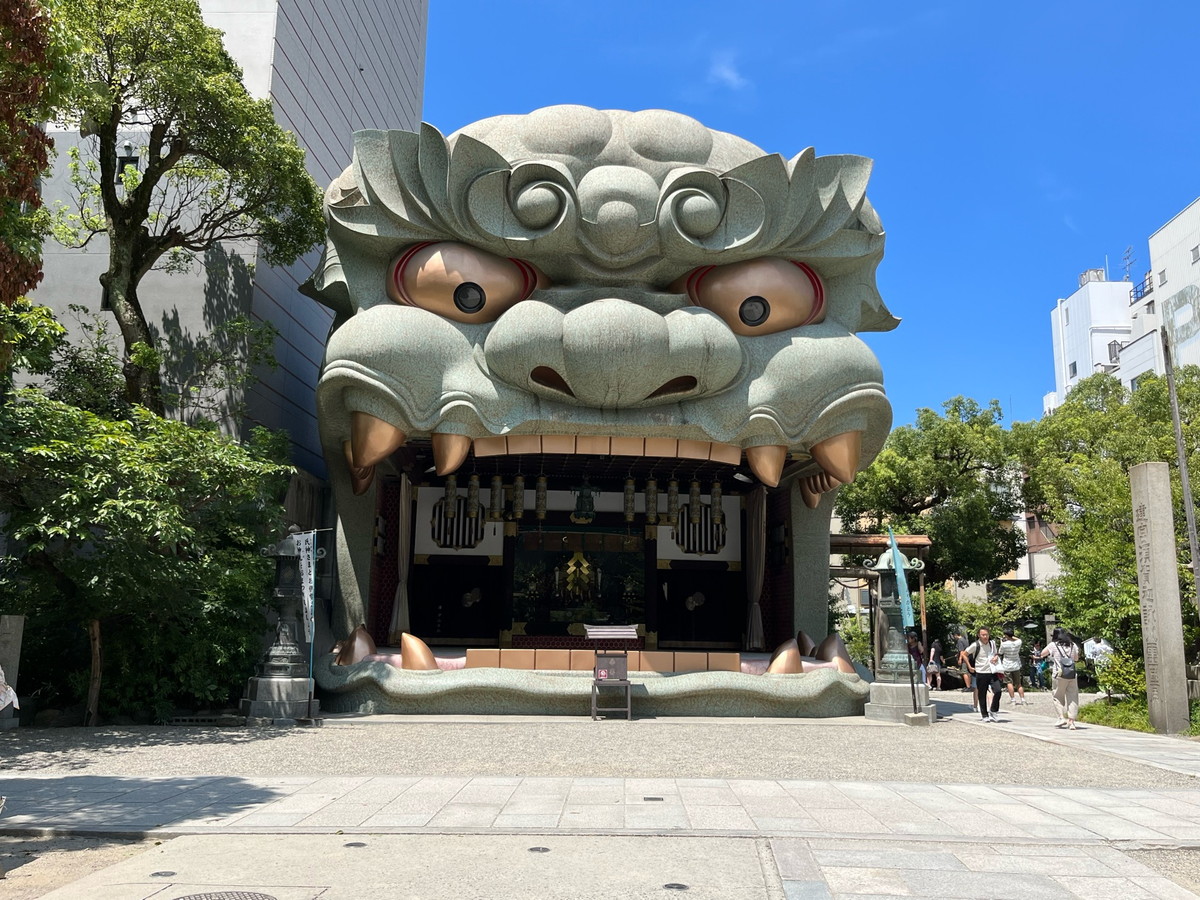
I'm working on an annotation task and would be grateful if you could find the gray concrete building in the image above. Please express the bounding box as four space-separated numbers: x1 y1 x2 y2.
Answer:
33 0 428 523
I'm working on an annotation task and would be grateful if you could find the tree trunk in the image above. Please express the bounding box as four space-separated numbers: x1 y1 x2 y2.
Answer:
103 237 165 414
85 618 102 726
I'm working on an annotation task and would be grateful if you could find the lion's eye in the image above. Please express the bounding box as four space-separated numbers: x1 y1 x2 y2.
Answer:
387 242 547 323
674 258 824 336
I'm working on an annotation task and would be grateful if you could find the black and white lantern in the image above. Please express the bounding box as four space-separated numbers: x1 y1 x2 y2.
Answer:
645 478 658 525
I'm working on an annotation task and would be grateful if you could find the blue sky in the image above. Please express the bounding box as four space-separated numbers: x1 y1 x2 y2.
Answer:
423 1 1200 426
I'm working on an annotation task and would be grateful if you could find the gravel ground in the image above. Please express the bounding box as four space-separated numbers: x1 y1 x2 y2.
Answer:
1 704 1196 789
0 835 151 900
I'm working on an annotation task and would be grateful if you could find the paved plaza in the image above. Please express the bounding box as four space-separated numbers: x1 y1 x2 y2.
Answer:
2 691 1200 898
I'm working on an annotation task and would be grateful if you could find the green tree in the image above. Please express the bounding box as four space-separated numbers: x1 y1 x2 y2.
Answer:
1015 371 1200 656
836 397 1026 585
0 0 76 368
0 381 291 722
51 0 324 413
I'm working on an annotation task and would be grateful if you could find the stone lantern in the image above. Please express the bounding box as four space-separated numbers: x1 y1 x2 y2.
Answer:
863 546 935 725
239 527 324 723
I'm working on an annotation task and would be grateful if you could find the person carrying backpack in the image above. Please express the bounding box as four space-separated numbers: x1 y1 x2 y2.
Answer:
1036 627 1080 729
959 627 1002 723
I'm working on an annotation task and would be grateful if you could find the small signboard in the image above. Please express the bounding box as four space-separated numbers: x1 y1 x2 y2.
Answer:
595 652 628 682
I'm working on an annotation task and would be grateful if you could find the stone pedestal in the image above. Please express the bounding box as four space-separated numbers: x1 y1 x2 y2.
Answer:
864 681 935 725
1131 462 1190 734
240 677 319 719
0 615 24 730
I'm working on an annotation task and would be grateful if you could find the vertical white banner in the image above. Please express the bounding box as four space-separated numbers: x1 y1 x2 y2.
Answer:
295 530 316 643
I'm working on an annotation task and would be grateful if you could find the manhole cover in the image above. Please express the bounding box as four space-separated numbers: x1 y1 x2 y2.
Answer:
176 894 279 900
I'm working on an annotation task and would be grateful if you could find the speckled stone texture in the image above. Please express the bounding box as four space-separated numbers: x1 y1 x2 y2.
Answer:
304 106 896 640
314 655 869 717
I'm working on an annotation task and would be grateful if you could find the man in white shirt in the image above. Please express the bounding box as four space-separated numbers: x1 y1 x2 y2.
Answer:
959 627 1002 722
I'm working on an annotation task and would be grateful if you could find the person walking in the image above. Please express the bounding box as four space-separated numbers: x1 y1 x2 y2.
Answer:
954 631 972 693
1037 627 1081 729
926 639 944 690
999 627 1027 706
960 627 1002 722
1029 640 1046 689
906 631 925 684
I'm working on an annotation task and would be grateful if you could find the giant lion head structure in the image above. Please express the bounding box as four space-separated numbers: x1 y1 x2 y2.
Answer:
304 105 896 641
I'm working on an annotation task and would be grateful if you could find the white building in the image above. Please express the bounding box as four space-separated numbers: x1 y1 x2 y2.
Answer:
1043 270 1133 413
34 0 428 523
1044 198 1200 412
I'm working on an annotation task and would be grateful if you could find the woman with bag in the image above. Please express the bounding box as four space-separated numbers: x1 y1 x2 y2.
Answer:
1036 628 1080 729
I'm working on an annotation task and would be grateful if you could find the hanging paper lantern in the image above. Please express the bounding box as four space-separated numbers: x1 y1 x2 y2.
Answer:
444 474 457 519
666 479 679 526
513 474 525 518
466 474 480 518
710 480 723 524
624 478 636 523
535 475 547 520
490 475 504 520
689 480 702 524
644 478 658 525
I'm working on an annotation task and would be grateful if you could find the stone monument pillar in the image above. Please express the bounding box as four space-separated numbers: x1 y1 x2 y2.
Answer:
1130 462 1190 734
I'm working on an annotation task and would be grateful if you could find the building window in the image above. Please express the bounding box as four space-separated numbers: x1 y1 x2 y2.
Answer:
1160 269 1168 286
1068 361 1077 378
1146 300 1155 315
1192 246 1199 264
1063 306 1069 326
1108 341 1121 364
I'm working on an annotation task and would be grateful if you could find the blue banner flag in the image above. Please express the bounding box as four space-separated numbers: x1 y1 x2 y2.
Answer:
888 527 915 629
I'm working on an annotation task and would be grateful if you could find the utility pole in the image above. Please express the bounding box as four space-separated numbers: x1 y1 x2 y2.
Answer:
1160 327 1200 618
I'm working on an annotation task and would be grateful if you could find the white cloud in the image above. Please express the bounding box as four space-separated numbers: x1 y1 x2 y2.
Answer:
707 52 750 90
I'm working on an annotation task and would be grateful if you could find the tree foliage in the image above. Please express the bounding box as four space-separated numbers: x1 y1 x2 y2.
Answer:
0 0 76 374
0 311 293 720
836 397 1026 585
1014 370 1200 656
51 0 324 412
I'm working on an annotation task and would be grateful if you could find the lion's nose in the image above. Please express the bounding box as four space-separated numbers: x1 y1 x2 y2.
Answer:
484 298 742 409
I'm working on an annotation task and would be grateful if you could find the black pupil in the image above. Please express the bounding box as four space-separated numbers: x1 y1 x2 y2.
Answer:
454 282 486 313
739 296 769 326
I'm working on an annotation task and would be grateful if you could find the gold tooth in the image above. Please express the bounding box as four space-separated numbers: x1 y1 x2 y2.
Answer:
575 435 611 455
505 435 542 455
611 437 645 456
350 411 406 468
800 477 821 509
810 431 862 484
473 436 508 457
541 435 576 454
745 445 787 488
709 442 741 466
342 441 376 495
433 433 472 474
645 437 678 457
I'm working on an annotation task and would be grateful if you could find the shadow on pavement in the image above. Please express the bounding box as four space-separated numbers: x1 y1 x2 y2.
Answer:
0 726 298 773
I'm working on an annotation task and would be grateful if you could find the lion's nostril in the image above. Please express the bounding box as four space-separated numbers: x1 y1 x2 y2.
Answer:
531 366 575 397
647 376 698 399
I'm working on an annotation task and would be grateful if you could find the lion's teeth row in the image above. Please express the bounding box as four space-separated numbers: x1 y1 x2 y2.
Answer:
472 434 743 465
341 411 862 498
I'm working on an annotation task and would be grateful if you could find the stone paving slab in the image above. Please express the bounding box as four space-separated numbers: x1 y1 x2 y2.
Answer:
8 773 1200 851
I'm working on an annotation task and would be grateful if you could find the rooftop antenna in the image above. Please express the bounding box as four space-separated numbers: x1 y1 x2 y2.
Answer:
1122 245 1136 282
